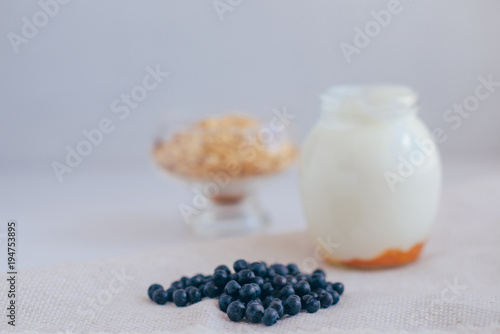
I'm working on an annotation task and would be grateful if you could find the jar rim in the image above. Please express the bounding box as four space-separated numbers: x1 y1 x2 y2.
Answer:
321 84 419 119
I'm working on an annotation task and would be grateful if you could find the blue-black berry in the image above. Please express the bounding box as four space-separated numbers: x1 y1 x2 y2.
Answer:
271 264 288 276
268 299 284 319
240 283 260 302
152 289 168 305
283 294 301 315
173 289 188 307
249 262 266 277
287 263 300 275
262 308 279 326
215 264 231 275
148 284 163 300
165 287 175 302
261 282 274 296
227 300 246 322
332 282 344 296
307 291 319 299
294 280 311 296
279 285 295 300
305 297 321 313
238 269 255 284
313 268 326 276
229 273 239 282
245 301 265 323
330 290 340 305
310 273 327 289
213 269 228 287
186 275 203 288
204 281 221 298
273 275 287 288
286 275 298 286
319 291 333 308
262 295 274 308
186 287 202 304
233 259 248 272
170 280 184 290
253 276 264 286
198 284 206 298
218 293 234 312
224 280 241 297
265 267 276 278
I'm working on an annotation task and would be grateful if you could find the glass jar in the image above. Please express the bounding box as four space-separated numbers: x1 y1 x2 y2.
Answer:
300 85 441 268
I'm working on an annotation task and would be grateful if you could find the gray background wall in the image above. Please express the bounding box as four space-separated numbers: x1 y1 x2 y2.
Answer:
1 0 499 173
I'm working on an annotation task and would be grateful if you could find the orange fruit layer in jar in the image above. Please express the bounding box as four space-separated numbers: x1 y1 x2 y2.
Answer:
324 242 425 269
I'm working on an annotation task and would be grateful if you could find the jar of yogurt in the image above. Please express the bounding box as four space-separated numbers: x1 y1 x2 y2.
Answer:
300 85 441 268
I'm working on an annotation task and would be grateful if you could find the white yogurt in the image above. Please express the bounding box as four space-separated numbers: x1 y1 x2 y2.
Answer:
300 85 441 265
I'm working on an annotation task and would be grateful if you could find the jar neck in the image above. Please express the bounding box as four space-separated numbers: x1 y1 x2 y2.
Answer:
320 84 419 123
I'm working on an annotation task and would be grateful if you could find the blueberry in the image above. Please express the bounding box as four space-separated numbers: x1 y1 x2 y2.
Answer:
262 295 274 308
239 283 259 302
203 275 213 284
319 291 333 308
250 283 262 297
287 263 300 275
310 273 327 289
268 299 285 319
186 287 202 304
261 282 274 296
294 280 311 296
180 276 189 285
332 282 344 296
173 289 188 307
238 269 255 284
224 280 241 297
265 267 276 278
249 262 266 277
296 274 308 282
307 291 319 299
330 290 340 305
301 294 313 307
213 269 228 287
218 293 234 313
152 289 168 305
262 308 279 326
215 264 231 275
253 276 264 286
271 264 288 276
279 285 295 300
198 284 206 298
148 284 163 300
245 301 265 323
165 287 175 302
233 259 248 272
313 268 326 276
170 280 184 290
273 275 287 288
305 297 321 313
249 297 262 306
286 275 298 286
186 276 203 287
227 300 246 322
229 273 239 282
204 281 221 298
283 294 301 315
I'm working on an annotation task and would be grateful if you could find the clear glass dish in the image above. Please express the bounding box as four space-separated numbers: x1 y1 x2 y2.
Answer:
152 113 297 237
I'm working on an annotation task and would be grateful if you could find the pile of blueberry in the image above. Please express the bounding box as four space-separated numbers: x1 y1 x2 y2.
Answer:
148 259 344 327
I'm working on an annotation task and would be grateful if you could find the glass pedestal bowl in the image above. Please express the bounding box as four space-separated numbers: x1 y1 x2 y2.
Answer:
152 114 296 237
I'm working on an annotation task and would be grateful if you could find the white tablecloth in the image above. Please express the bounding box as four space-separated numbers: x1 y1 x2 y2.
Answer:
1 173 500 333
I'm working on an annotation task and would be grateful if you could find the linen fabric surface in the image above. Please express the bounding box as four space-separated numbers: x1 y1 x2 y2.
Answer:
1 176 500 333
